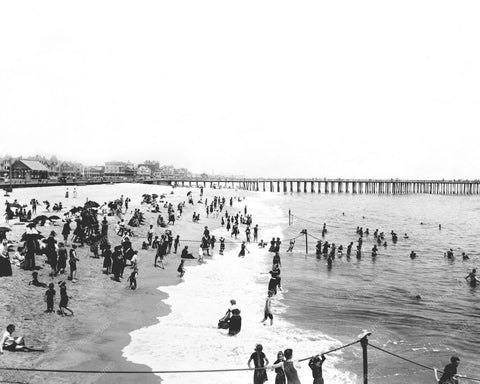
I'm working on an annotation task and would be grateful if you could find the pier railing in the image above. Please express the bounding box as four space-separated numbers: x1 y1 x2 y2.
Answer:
153 177 480 195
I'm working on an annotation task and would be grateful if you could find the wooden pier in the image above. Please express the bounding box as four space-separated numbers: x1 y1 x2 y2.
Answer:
155 178 480 195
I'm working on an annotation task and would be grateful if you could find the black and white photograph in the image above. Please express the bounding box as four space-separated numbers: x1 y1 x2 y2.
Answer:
1 1 479 383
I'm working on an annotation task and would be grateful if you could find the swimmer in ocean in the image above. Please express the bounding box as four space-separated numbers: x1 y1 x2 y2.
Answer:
465 268 479 287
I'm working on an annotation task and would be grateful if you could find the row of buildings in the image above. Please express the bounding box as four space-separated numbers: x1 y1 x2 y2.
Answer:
1 157 193 180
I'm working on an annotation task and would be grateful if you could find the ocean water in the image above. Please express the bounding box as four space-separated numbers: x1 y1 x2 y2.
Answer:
233 191 480 383
123 189 480 384
3 184 479 383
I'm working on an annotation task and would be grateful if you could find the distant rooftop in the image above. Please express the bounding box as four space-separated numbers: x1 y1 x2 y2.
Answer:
16 159 50 172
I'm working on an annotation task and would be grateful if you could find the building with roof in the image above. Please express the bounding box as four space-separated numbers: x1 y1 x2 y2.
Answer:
11 159 50 179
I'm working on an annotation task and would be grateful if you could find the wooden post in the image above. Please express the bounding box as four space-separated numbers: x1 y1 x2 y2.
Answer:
304 229 308 254
360 333 371 384
288 209 291 226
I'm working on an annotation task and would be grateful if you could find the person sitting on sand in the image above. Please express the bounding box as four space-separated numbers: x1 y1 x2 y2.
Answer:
228 309 242 336
0 324 28 353
29 272 47 288
181 246 195 259
12 247 25 268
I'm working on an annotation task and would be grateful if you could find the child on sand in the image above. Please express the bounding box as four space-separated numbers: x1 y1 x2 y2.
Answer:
45 283 55 313
58 281 74 316
128 268 138 290
177 260 185 277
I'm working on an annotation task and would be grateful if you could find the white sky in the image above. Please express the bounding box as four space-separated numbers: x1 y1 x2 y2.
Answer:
1 1 479 179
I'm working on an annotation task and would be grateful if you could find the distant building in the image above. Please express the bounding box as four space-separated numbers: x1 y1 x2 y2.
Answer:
84 166 105 179
137 165 152 177
104 161 135 177
11 159 50 179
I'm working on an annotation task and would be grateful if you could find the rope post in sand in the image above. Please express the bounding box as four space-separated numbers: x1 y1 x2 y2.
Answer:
360 333 371 384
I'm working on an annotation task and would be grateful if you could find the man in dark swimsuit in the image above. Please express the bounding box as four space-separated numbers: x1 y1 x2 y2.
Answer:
438 356 460 384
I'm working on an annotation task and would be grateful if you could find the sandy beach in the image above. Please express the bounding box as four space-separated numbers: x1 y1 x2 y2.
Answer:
0 185 223 384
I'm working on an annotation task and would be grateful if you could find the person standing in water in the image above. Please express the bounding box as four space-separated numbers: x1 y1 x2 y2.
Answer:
261 291 274 326
273 351 286 384
465 269 479 287
239 242 250 257
272 349 302 384
308 355 326 384
248 344 269 384
438 356 460 384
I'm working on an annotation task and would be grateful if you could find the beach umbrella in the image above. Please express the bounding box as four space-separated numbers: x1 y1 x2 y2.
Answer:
49 215 61 220
8 203 22 209
0 226 12 232
187 191 192 196
84 201 100 209
32 215 49 222
21 232 44 241
70 207 83 214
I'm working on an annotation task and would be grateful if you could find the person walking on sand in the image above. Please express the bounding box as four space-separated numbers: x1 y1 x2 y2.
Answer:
177 259 185 277
174 235 180 253
154 240 165 269
58 281 74 316
248 344 269 384
147 225 154 246
198 245 205 264
128 267 138 290
62 220 71 245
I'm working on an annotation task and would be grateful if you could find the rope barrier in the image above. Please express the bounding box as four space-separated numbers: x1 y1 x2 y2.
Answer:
290 214 345 230
1 335 479 381
0 338 361 375
177 232 305 245
369 343 480 382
